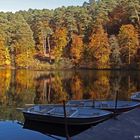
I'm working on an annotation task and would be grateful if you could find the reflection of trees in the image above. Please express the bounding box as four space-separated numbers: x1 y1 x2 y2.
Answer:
71 71 111 100
110 71 138 100
90 75 110 100
0 70 11 105
119 72 137 100
16 70 36 91
134 72 140 91
0 69 140 122
7 70 35 107
34 74 53 104
0 107 24 122
51 75 67 103
34 73 67 104
110 72 121 100
70 75 83 100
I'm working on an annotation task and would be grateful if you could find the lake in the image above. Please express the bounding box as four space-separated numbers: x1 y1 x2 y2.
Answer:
0 70 140 139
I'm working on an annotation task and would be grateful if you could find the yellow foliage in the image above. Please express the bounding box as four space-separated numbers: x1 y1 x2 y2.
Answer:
70 34 84 64
89 25 110 68
0 36 11 66
118 24 139 64
52 27 68 61
71 75 83 100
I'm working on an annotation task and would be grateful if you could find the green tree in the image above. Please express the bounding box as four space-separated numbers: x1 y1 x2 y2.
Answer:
8 13 35 68
121 0 140 26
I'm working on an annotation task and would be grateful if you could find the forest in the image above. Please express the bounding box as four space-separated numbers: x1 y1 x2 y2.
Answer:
0 0 140 69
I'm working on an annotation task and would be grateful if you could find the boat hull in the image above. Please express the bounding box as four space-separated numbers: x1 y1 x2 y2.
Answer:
67 100 140 114
23 111 112 126
96 104 140 114
131 92 140 101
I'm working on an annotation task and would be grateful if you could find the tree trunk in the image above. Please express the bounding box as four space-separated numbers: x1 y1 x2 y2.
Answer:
128 46 130 65
47 36 51 63
43 35 47 56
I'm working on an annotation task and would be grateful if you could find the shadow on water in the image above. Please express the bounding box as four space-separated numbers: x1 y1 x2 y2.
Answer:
23 120 92 138
22 116 113 139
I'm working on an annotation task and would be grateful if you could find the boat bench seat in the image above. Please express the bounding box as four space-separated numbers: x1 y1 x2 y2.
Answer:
77 109 100 117
47 107 77 117
78 112 100 117
28 106 53 114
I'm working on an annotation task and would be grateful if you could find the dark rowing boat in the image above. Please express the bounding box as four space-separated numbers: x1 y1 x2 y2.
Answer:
131 92 140 101
22 104 113 126
67 100 140 114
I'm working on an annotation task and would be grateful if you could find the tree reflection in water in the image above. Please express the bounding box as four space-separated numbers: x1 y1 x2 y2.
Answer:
0 70 140 121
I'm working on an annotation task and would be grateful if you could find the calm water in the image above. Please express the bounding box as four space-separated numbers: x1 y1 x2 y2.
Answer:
0 70 140 139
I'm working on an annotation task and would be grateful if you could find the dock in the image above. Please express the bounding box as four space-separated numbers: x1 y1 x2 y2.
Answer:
72 108 140 140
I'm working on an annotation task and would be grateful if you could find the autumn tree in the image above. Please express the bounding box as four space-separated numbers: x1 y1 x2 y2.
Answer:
52 27 68 62
88 25 110 68
118 24 139 66
70 34 84 65
30 17 44 53
109 35 121 68
121 0 140 26
0 35 11 66
8 13 35 68
1 0 140 69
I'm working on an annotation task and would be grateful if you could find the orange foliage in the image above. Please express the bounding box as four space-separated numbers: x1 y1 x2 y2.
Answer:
52 27 68 60
70 34 83 64
118 24 139 64
89 26 110 68
70 75 83 100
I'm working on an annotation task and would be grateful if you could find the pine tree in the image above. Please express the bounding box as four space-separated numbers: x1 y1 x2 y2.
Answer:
8 13 35 68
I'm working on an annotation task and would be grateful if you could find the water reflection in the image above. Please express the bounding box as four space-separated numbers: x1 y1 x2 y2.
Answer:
23 120 91 138
0 121 61 140
0 69 140 122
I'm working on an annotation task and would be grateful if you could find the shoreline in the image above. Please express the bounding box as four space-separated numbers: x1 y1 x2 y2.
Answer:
0 66 140 71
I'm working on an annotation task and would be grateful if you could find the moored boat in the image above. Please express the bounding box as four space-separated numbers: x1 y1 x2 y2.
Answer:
22 104 113 126
131 92 140 101
67 100 140 114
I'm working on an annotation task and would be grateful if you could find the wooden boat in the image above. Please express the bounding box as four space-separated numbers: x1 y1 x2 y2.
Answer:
67 100 140 114
131 92 140 101
22 104 113 126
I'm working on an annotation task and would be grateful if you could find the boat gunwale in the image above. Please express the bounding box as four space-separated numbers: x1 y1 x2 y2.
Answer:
22 105 113 119
67 100 140 109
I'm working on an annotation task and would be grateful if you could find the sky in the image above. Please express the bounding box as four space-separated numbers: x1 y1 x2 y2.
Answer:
0 0 89 12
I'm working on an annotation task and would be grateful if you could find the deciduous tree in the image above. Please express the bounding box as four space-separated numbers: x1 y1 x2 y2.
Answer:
70 34 84 65
88 25 110 68
118 24 139 66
